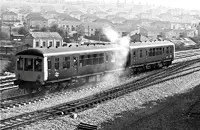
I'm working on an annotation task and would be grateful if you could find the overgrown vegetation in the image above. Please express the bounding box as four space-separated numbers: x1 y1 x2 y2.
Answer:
2 54 16 73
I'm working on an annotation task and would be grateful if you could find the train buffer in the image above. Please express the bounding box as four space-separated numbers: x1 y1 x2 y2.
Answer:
77 122 97 130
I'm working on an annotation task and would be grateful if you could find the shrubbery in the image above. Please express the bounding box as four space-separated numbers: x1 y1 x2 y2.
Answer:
2 54 16 73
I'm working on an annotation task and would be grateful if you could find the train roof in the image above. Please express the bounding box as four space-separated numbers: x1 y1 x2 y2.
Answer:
130 41 174 49
16 41 174 57
16 44 118 57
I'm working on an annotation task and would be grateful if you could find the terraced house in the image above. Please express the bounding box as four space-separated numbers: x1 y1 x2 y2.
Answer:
24 32 63 48
1 11 19 25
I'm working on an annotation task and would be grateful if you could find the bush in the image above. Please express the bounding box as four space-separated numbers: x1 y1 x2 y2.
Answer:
2 54 16 73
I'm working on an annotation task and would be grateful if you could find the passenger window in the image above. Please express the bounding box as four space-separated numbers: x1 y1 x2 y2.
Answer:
79 55 84 67
93 54 98 65
55 58 59 70
24 58 33 71
106 55 109 62
73 57 78 66
153 48 155 56
34 59 42 71
140 50 142 58
63 57 70 69
48 58 51 70
149 49 152 56
111 52 115 62
87 55 92 65
99 53 104 64
133 51 136 57
166 47 169 54
17 57 23 70
170 46 173 53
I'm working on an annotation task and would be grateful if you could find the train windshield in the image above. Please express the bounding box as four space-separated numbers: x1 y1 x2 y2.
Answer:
24 58 33 71
34 59 42 71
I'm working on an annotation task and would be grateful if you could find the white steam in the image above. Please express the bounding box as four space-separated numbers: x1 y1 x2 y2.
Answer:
102 26 130 68
99 26 131 84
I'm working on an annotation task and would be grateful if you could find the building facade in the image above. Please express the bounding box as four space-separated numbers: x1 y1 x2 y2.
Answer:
24 32 63 48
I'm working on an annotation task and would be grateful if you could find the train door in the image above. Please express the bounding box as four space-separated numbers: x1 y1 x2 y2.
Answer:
132 49 137 65
72 56 78 76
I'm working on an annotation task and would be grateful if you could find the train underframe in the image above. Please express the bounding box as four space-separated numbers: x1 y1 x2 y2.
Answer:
14 60 172 94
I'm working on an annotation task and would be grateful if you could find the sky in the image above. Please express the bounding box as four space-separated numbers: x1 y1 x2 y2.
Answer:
96 0 200 11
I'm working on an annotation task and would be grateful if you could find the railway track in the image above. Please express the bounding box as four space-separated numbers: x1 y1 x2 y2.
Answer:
1 58 199 130
0 49 200 110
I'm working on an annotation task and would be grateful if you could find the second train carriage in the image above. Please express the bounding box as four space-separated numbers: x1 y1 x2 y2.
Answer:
14 41 175 92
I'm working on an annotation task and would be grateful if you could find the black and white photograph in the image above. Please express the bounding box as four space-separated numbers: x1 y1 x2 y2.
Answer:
0 0 200 129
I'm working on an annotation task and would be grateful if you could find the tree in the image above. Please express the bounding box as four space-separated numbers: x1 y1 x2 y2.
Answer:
3 54 16 73
0 32 9 40
18 27 29 35
49 24 66 38
40 27 49 32
49 24 58 32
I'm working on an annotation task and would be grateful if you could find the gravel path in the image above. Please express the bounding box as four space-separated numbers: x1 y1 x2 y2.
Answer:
15 61 200 130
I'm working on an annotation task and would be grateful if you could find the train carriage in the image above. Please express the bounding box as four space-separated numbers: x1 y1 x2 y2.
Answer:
14 40 175 93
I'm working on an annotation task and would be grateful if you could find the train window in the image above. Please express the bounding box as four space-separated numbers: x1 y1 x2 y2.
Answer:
111 52 115 62
149 49 152 56
55 58 59 70
163 48 164 53
99 53 104 64
157 48 159 55
160 48 162 55
133 51 136 57
79 55 84 67
170 46 173 53
106 55 109 62
153 48 155 56
166 47 169 54
73 57 78 66
93 54 99 65
34 59 42 71
48 58 51 69
140 50 142 58
24 58 33 71
87 55 92 65
17 57 23 70
63 57 70 69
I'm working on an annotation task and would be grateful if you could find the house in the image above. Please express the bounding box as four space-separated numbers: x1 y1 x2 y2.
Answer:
163 29 196 39
115 12 130 19
80 14 99 22
78 22 108 37
51 20 81 32
94 11 107 19
69 11 84 20
105 15 116 21
111 17 126 24
24 32 63 48
150 21 171 30
93 18 112 25
42 10 59 19
27 16 48 30
1 11 19 25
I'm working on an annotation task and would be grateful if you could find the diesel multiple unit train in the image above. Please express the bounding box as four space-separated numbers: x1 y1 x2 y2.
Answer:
14 41 175 93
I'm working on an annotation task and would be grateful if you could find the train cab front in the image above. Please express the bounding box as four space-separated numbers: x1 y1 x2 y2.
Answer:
14 55 45 92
